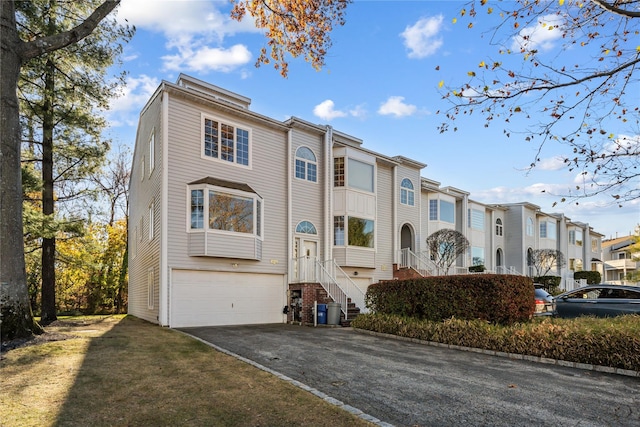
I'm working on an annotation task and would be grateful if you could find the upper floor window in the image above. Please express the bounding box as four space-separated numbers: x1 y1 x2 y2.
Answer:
540 220 556 239
295 147 317 182
334 157 345 187
526 217 534 236
148 200 155 241
496 218 503 236
440 201 454 223
468 209 485 230
429 200 438 220
591 237 598 252
400 178 415 206
203 117 250 167
296 221 317 234
348 158 374 192
428 199 454 223
189 179 263 238
148 131 155 176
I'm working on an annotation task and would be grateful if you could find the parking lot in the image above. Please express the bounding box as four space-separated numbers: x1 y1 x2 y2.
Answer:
181 324 640 426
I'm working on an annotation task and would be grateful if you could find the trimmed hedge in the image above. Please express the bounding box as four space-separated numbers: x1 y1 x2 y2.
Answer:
366 274 534 325
574 270 602 285
351 313 640 372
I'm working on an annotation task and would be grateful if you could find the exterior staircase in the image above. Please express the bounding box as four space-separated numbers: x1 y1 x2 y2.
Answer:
340 298 361 327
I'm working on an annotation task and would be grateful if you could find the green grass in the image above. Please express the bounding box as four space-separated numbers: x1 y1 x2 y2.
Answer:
352 313 640 371
1 315 373 427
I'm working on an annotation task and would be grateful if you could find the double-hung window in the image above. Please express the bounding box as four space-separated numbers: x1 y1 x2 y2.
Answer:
295 147 317 182
203 116 250 167
400 178 414 206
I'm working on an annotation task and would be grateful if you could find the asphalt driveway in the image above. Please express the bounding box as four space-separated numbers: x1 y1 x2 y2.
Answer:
181 324 640 427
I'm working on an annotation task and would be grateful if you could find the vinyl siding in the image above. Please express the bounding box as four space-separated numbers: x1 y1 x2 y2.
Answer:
164 94 288 275
291 129 325 260
395 164 422 252
128 94 163 324
373 163 394 282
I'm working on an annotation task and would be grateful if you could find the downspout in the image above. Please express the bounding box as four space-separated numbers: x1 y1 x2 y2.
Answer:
160 89 170 326
392 165 398 264
325 126 333 262
287 127 293 283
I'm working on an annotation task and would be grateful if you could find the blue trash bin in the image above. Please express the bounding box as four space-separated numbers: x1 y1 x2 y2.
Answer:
317 304 327 324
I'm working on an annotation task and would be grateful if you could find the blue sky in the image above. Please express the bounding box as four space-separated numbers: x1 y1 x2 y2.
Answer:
107 0 639 239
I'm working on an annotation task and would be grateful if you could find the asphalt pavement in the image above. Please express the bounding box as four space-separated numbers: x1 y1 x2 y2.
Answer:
180 324 640 427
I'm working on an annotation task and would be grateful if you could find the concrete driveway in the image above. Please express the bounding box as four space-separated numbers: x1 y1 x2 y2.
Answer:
181 324 640 427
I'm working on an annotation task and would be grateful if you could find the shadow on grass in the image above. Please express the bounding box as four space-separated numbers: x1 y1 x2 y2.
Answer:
53 315 371 427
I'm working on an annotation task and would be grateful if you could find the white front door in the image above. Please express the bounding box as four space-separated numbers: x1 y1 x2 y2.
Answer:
294 238 318 282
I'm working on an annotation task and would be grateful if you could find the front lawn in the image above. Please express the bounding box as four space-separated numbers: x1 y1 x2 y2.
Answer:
0 315 373 427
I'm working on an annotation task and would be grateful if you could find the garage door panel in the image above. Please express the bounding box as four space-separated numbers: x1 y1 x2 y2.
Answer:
171 270 285 327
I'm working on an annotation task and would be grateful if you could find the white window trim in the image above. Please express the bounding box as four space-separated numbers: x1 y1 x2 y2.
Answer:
148 200 155 241
147 267 154 309
148 130 155 177
201 113 253 169
400 178 415 207
294 146 319 183
186 183 263 240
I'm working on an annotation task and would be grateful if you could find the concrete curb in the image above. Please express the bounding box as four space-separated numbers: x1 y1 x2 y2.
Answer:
178 330 394 427
352 327 640 378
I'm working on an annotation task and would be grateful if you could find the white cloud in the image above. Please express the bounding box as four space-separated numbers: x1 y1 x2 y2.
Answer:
537 156 566 171
401 15 444 59
378 96 417 117
313 100 368 121
313 100 347 121
117 0 256 72
106 74 160 127
511 14 564 52
162 44 251 72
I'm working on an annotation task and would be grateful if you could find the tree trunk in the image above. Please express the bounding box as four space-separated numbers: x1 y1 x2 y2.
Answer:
0 1 42 341
40 55 57 324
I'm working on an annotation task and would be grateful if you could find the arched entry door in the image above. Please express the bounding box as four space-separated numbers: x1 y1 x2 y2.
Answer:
400 223 414 252
496 248 503 272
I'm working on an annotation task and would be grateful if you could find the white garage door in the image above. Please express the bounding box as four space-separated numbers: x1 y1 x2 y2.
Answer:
170 270 286 328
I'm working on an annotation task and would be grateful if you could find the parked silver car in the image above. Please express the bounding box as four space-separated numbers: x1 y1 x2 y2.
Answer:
554 284 640 318
534 287 556 317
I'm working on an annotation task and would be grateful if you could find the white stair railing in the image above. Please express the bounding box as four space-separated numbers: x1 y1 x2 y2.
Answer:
317 259 368 319
397 248 434 277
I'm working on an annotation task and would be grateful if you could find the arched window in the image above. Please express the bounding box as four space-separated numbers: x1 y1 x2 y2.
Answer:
295 147 317 182
400 178 414 206
526 217 534 236
295 221 317 234
495 218 503 236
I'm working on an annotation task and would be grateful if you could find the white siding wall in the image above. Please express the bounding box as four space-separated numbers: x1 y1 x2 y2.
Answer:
165 94 289 279
128 95 163 324
373 163 394 282
291 129 325 260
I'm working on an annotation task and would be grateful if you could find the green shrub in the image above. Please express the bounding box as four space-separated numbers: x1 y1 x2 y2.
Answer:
351 313 640 371
574 270 601 284
468 265 486 273
366 274 534 325
534 276 562 293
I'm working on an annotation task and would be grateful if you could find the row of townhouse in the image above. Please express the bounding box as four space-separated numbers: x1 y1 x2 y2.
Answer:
128 74 603 328
600 231 640 285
